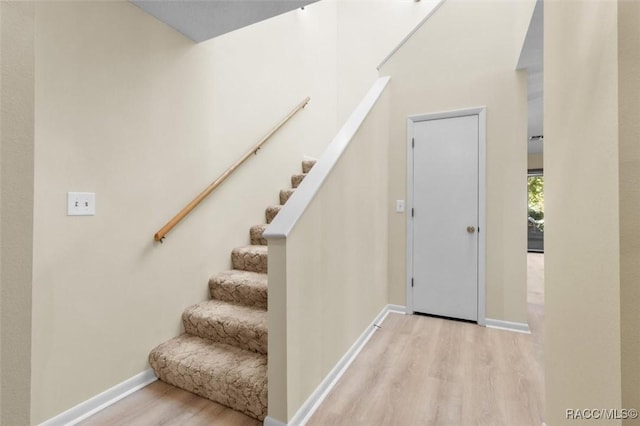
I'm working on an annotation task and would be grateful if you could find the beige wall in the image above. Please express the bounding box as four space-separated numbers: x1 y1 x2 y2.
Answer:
544 1 623 424
1 3 3 418
335 0 443 123
268 85 390 421
1 2 35 424
31 1 338 422
528 152 543 170
380 0 534 323
29 0 444 422
618 0 640 416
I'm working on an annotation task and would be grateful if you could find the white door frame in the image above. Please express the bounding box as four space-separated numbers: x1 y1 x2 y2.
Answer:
406 107 487 326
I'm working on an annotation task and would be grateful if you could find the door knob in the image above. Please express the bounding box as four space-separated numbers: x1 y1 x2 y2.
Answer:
466 226 476 233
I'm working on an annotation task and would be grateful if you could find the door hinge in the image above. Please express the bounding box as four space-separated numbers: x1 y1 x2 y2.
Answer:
411 208 414 217
411 278 414 288
412 138 415 148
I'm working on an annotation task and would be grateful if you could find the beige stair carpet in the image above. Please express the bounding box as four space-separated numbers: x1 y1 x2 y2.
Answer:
209 270 267 309
231 245 268 273
149 160 315 421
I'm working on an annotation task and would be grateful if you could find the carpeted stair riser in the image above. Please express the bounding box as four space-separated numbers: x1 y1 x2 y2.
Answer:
302 160 316 174
232 245 268 273
265 205 281 224
182 300 268 354
291 173 307 189
249 224 268 246
148 159 318 422
279 189 295 205
209 270 268 309
149 334 267 420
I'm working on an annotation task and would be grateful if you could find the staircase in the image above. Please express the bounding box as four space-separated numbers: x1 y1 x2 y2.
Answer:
148 159 316 421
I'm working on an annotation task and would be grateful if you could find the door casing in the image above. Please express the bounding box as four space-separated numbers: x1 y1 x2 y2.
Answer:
406 107 487 325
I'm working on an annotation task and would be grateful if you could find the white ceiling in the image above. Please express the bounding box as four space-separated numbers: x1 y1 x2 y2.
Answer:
131 0 320 42
517 0 543 155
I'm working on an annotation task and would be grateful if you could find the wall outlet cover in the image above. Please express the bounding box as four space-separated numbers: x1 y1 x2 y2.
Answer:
68 192 96 216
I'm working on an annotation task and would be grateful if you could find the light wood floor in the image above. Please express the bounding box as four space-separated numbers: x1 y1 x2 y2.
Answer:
308 253 544 426
78 380 262 426
81 254 544 426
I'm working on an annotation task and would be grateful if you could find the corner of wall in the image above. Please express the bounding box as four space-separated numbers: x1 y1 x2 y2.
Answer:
267 238 288 422
618 0 640 412
1 2 35 424
545 1 623 422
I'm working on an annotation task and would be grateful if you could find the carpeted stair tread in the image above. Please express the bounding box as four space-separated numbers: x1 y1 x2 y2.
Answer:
291 173 307 188
279 189 295 205
231 245 268 273
265 205 282 224
249 224 268 246
210 270 267 309
148 158 317 421
182 300 267 354
302 160 316 174
148 334 267 420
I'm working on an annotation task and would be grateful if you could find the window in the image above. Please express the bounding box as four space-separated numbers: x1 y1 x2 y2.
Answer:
528 170 544 252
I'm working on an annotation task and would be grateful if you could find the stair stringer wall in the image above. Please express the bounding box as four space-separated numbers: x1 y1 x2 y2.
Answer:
265 78 390 423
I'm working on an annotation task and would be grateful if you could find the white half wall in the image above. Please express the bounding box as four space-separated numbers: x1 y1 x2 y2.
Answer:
266 78 390 422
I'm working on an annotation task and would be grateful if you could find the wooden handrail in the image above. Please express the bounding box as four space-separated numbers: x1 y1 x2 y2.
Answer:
154 96 310 242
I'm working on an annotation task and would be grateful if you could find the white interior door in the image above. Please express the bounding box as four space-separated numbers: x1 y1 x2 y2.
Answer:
412 114 479 321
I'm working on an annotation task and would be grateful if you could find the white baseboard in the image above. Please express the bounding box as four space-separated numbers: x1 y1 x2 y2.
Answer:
264 417 288 426
39 369 157 426
485 318 531 334
42 305 407 426
386 304 407 314
265 304 406 426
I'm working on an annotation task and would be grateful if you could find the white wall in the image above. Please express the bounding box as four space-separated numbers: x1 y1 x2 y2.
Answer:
544 1 623 423
380 0 535 324
29 0 444 422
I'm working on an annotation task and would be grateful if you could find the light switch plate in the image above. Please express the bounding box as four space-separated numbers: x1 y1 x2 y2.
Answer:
68 192 96 216
396 200 405 213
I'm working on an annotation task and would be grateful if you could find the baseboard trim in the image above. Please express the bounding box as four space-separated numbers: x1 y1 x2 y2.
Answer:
42 305 407 426
264 417 288 426
485 318 531 334
266 304 405 426
38 369 157 426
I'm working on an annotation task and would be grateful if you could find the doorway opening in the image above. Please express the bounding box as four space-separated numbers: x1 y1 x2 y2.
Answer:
528 170 544 252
